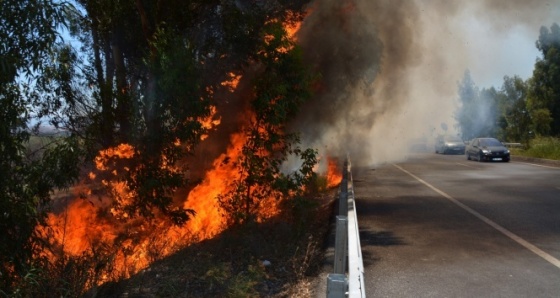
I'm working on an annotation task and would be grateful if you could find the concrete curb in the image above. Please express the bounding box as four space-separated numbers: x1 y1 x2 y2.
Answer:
512 155 560 167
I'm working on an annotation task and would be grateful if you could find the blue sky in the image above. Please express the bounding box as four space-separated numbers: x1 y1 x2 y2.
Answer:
454 2 560 89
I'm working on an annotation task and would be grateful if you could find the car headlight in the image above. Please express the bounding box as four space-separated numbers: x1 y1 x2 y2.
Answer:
505 150 510 154
482 149 490 153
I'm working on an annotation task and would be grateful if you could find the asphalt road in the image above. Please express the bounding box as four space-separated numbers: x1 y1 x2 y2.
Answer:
350 153 560 297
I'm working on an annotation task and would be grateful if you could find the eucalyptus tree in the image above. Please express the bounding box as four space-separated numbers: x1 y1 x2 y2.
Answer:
455 70 480 140
500 76 534 145
530 23 560 136
0 0 83 294
58 1 315 224
217 20 317 226
455 70 502 141
2 0 316 294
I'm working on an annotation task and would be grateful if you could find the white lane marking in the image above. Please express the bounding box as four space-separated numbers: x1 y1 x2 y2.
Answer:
393 163 560 270
456 162 477 168
513 161 560 169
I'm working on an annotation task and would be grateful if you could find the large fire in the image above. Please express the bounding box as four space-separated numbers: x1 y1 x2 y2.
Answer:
37 11 341 288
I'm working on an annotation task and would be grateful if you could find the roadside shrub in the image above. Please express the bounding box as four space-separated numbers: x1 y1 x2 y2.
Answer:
512 136 560 160
527 137 560 160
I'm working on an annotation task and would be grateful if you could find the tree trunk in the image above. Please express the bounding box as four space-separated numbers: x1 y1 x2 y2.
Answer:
113 30 131 142
91 19 114 147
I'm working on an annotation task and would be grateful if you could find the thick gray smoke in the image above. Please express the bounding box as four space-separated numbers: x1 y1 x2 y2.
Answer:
293 0 560 167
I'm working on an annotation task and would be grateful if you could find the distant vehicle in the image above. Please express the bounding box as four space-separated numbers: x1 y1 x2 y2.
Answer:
466 137 510 162
435 135 466 155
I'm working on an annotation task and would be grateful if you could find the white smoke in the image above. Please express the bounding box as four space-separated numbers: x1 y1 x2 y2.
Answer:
294 0 560 167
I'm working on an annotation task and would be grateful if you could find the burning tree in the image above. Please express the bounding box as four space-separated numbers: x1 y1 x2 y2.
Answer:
0 0 321 295
217 21 317 226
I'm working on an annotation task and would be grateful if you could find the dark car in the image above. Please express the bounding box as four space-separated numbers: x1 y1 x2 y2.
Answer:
435 135 466 154
466 137 510 162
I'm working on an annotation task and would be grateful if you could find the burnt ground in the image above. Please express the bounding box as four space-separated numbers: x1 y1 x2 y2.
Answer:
88 189 338 298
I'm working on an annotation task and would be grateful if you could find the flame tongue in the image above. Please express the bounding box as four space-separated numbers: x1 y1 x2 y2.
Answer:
327 157 343 188
183 132 247 238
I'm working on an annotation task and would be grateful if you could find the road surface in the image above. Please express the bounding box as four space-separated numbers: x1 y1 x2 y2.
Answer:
314 153 560 297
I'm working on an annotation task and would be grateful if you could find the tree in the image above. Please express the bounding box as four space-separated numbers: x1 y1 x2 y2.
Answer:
499 76 534 145
0 0 83 294
455 70 478 140
1 0 317 293
530 23 560 136
217 20 317 226
48 0 218 224
53 1 308 225
479 87 500 137
454 70 498 140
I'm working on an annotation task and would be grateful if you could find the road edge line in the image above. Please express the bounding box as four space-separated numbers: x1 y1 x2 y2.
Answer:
513 161 560 169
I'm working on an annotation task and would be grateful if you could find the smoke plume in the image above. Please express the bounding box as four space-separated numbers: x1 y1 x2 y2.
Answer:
294 0 560 166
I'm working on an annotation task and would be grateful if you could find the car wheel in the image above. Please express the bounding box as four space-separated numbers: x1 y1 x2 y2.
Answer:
467 152 471 160
478 152 484 162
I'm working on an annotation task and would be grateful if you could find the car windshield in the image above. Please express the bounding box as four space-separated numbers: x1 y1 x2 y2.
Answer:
480 138 503 147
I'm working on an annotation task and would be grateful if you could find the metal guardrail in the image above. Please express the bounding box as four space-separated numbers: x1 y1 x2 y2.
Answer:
503 142 523 148
327 158 366 297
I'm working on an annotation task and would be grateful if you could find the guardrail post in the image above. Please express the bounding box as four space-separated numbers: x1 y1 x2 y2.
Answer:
334 216 348 274
327 273 347 298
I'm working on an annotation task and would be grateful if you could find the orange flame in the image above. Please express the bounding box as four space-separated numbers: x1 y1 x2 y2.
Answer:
199 105 221 141
40 130 320 287
284 11 303 41
263 11 304 54
182 132 245 238
37 14 315 289
39 126 282 282
326 157 342 188
220 72 242 92
44 198 117 257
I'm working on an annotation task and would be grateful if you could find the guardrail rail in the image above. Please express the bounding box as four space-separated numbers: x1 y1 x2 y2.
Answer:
327 158 366 298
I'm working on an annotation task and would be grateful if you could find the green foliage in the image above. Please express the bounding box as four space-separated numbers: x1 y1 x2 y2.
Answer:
530 23 560 136
2 0 318 295
528 137 560 159
196 259 266 297
54 1 215 225
530 106 553 137
497 76 533 145
455 70 556 148
48 1 311 228
227 262 265 298
217 21 318 226
510 136 560 160
0 0 65 84
456 23 560 143
100 28 209 225
0 0 83 295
